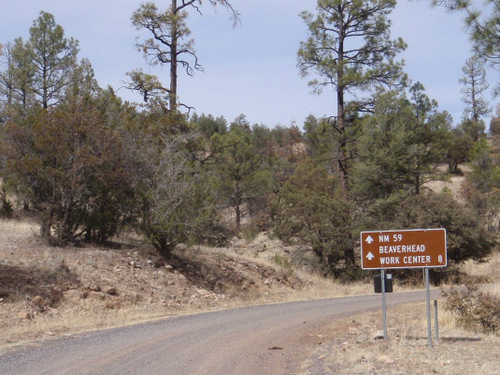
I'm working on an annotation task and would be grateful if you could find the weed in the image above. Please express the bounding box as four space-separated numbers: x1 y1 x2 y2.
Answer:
214 251 226 267
273 253 294 280
241 221 260 242
442 281 500 335
442 185 452 194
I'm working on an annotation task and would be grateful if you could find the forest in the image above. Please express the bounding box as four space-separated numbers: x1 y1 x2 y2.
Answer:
1 0 499 280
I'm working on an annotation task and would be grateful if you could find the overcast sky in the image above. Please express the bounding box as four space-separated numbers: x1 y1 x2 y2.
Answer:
1 0 497 127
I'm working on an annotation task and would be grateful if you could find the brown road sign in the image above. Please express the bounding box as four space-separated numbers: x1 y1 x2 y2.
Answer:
360 228 447 270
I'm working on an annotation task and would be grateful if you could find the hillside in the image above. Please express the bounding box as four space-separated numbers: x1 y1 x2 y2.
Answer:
1 219 500 373
0 219 374 349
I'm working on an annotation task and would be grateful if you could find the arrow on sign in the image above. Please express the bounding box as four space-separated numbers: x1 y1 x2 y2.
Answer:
366 252 375 261
365 235 374 244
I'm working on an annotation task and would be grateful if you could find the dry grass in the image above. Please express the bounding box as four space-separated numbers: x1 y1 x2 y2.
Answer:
460 254 500 283
423 165 470 202
298 251 500 374
0 219 38 245
298 302 500 374
3 300 170 346
201 244 374 300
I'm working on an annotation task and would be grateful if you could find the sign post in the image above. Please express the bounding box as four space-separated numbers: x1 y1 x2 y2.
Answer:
434 300 440 343
381 269 387 339
360 229 447 344
425 268 432 347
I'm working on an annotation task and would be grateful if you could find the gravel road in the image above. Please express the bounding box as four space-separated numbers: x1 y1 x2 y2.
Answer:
0 290 440 375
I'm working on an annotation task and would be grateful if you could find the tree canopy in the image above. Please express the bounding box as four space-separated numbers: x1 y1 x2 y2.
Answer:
298 0 407 194
131 1 238 112
432 0 500 93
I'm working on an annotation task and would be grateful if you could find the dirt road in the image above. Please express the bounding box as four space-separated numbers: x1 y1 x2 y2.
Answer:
0 291 440 375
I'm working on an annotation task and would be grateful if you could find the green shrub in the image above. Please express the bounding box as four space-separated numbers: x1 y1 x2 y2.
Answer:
214 251 227 267
442 281 500 335
273 253 294 280
271 158 355 277
241 221 260 242
0 198 13 218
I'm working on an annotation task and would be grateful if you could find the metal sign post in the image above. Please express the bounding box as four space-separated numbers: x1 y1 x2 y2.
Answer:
434 300 440 343
381 269 388 339
425 268 432 347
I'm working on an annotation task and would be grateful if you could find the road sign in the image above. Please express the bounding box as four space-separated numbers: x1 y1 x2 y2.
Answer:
360 228 447 270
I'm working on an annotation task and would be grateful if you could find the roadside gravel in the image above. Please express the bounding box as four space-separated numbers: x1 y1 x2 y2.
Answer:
0 292 439 375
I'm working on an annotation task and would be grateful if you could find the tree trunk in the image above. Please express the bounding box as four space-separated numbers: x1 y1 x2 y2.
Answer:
344 246 356 271
235 194 242 233
336 91 348 197
169 0 178 112
336 11 348 198
155 235 175 260
59 199 72 242
40 210 53 238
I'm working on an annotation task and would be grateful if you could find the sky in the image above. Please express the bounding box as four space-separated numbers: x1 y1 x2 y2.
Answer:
0 0 497 128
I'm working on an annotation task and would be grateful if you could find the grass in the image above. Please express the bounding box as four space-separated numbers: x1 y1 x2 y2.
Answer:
299 302 500 374
3 300 171 346
0 218 38 237
295 251 500 374
460 254 500 283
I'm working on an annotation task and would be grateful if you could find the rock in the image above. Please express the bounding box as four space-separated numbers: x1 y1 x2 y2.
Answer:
103 286 118 296
214 280 226 292
130 261 141 269
47 307 59 316
165 264 173 271
348 327 361 335
356 334 369 344
89 284 101 292
197 289 212 299
377 355 395 364
232 237 247 248
17 310 31 320
63 289 82 303
86 291 105 301
31 295 46 310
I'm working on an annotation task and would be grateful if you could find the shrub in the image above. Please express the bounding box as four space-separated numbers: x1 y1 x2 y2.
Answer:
136 133 223 259
363 191 496 265
241 221 260 242
273 253 294 280
1 97 136 243
442 281 500 335
271 158 355 277
0 198 13 218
